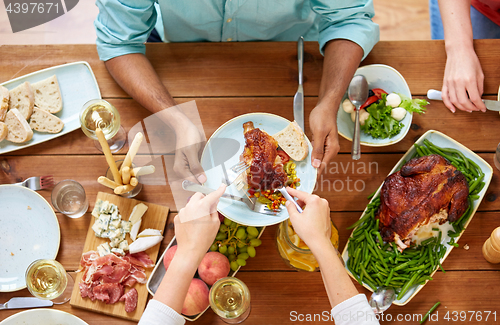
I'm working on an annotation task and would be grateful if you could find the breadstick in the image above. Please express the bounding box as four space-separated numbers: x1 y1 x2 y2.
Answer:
96 127 122 185
122 166 131 184
120 132 143 172
130 177 138 186
114 184 135 195
131 165 155 177
98 176 120 190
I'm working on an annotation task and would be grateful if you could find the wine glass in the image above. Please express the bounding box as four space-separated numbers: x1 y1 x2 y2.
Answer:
80 99 127 153
25 259 74 304
209 277 251 324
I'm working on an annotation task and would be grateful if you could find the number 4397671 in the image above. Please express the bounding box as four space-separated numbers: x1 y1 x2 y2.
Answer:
6 3 59 14
444 311 496 322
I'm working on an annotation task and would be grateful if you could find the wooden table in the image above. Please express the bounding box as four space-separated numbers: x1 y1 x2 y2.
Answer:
1 40 499 325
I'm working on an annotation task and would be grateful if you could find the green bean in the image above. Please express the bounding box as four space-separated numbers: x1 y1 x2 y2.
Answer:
374 231 384 245
367 189 377 200
421 237 436 246
393 260 418 272
385 268 395 286
397 270 421 300
469 173 484 193
420 302 441 324
347 211 372 230
428 245 434 267
438 262 445 273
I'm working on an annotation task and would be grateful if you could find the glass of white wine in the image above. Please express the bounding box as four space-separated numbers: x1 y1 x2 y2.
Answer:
209 277 251 324
25 259 74 304
80 99 127 153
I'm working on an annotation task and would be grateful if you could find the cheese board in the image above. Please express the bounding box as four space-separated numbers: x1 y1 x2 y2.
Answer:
69 192 169 322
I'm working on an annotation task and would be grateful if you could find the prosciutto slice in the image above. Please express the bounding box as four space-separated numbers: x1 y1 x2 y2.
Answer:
78 251 153 312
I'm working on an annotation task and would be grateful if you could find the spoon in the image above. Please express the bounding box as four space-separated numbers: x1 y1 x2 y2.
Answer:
368 286 396 314
348 75 369 160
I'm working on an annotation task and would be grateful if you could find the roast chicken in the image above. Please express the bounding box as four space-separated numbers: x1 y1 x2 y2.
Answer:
377 154 469 250
242 121 287 191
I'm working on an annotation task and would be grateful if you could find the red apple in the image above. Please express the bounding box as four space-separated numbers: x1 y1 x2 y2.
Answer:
163 245 177 271
182 278 210 316
197 252 230 286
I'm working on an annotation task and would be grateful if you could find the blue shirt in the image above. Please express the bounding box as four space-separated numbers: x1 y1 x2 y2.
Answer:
95 0 379 62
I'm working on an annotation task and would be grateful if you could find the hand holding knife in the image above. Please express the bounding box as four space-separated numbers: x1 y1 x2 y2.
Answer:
293 36 305 131
427 89 500 111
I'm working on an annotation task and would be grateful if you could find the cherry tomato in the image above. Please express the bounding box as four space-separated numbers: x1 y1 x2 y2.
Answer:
277 149 290 164
248 188 256 197
372 88 388 99
360 96 378 110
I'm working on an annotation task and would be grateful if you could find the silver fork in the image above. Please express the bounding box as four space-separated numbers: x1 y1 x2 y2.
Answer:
222 161 249 186
182 180 281 216
14 176 54 190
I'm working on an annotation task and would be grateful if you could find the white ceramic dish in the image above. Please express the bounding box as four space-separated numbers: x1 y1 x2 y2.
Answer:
0 309 88 325
337 64 412 147
341 130 493 305
147 227 265 321
0 61 101 154
201 113 317 227
0 185 60 292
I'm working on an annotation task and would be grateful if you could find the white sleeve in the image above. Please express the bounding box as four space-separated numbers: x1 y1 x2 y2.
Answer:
331 294 380 325
138 300 186 325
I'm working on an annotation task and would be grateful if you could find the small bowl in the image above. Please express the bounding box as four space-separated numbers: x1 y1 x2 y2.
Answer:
337 64 412 147
105 160 142 198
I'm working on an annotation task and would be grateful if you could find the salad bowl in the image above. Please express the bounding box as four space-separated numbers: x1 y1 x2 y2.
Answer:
337 64 412 147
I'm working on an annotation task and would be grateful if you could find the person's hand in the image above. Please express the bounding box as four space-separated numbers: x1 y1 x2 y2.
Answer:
173 119 207 184
174 184 226 260
309 102 340 176
284 187 332 252
441 46 486 113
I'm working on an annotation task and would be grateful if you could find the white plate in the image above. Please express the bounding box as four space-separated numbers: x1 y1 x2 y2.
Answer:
0 309 88 325
0 61 101 154
337 64 412 147
201 113 317 227
341 130 493 305
0 185 60 292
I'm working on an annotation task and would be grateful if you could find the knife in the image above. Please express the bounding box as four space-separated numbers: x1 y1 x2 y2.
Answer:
0 297 53 310
181 180 247 203
427 89 500 111
293 36 305 131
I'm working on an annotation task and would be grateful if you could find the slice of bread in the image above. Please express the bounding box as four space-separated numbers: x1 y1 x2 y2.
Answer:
273 121 308 161
0 121 7 142
8 82 34 120
5 108 33 143
0 86 8 121
29 107 64 133
32 75 63 114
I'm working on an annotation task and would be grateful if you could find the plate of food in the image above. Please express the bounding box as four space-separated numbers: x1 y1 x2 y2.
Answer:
0 309 89 325
337 64 428 147
341 130 493 305
0 185 60 292
0 61 101 154
147 215 265 321
201 113 317 227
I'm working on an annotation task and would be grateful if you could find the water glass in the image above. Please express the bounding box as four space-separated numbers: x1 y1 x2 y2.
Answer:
51 180 89 218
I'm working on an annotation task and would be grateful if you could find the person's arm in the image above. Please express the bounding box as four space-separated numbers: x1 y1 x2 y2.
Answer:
438 0 486 113
309 0 380 175
139 185 226 325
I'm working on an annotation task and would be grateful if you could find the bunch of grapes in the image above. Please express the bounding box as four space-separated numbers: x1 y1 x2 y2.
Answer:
211 217 263 272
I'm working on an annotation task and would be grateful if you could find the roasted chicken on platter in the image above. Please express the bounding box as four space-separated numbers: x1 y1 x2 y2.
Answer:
377 154 469 250
242 121 287 191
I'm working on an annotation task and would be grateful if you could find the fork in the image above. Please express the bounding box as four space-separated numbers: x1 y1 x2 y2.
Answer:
222 161 249 186
277 187 303 213
182 180 281 216
14 176 54 190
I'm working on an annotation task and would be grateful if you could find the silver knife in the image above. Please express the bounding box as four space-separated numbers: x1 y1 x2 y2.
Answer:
427 89 500 111
0 297 53 310
293 36 305 131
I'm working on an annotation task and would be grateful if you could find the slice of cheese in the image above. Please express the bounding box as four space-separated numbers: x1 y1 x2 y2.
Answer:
128 235 163 254
130 219 142 241
129 203 148 225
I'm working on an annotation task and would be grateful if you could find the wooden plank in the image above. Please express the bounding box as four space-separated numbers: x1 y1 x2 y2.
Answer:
69 192 169 322
1 41 499 98
3 97 499 156
1 153 498 214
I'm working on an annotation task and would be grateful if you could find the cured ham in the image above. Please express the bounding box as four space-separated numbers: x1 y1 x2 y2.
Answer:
78 251 153 312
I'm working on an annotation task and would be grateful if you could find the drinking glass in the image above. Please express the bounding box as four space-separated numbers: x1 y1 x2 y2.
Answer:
51 179 89 218
80 99 127 153
25 259 74 304
209 277 251 324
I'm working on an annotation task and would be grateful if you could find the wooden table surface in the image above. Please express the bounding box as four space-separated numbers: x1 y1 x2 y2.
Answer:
1 40 499 325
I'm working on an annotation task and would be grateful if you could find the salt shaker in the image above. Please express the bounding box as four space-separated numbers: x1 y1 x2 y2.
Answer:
482 227 500 264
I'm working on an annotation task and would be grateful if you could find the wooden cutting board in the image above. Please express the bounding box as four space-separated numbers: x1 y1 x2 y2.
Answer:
70 192 169 322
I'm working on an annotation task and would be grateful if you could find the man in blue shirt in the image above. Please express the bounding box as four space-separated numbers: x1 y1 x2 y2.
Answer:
95 0 379 182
